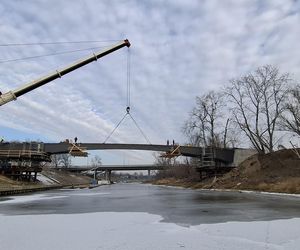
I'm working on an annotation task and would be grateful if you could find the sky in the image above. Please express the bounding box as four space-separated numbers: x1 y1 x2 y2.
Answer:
0 0 300 165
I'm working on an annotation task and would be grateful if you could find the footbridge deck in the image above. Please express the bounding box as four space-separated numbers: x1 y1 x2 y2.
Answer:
44 143 235 163
0 142 235 164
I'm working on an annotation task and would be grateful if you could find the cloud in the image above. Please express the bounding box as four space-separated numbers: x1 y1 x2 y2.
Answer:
0 0 299 164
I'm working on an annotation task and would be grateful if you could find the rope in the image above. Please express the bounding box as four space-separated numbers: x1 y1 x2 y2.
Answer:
103 48 152 145
0 40 122 47
103 112 128 143
103 111 151 144
128 113 152 144
127 48 131 108
0 46 109 64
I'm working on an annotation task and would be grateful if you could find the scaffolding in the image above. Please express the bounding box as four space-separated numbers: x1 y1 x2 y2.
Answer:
0 142 50 181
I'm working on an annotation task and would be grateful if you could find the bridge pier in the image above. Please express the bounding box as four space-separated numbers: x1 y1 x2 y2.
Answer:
94 169 97 180
105 170 112 183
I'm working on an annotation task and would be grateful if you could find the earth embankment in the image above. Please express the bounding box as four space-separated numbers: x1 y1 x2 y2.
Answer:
0 168 92 195
152 149 300 194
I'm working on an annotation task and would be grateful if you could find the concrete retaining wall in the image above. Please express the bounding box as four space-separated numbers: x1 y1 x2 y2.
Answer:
233 149 257 166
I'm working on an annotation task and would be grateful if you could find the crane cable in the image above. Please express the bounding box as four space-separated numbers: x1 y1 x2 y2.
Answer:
126 46 131 109
0 39 121 46
0 46 110 64
0 39 125 64
103 112 128 144
103 48 151 144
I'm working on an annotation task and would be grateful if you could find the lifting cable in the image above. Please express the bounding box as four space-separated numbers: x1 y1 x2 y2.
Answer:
0 39 121 47
0 39 124 64
103 48 151 144
0 46 110 64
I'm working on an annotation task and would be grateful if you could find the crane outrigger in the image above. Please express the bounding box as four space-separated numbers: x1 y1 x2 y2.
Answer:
0 39 130 106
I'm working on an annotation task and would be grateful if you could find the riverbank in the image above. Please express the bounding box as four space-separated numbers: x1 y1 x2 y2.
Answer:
0 168 92 196
150 149 300 194
150 178 300 197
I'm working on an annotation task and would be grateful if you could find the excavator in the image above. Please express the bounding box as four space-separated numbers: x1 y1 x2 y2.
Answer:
0 39 130 106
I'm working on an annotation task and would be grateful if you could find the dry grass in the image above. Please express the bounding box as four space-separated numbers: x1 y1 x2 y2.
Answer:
0 169 91 191
152 149 300 194
0 175 44 191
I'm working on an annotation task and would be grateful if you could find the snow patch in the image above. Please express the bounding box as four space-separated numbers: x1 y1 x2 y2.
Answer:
0 212 299 250
0 194 68 204
36 173 57 185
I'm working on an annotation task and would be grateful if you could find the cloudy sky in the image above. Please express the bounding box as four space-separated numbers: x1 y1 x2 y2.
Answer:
0 0 299 165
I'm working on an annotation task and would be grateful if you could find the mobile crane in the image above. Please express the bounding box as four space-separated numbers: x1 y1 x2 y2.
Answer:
0 39 130 106
0 39 130 180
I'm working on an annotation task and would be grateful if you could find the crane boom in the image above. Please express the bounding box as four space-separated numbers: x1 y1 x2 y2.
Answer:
0 39 130 106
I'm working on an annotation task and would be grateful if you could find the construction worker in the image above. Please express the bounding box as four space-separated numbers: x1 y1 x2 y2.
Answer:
74 137 78 144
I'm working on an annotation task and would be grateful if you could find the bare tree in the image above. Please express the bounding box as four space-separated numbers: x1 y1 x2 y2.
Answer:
183 91 234 148
225 65 290 153
50 155 60 168
281 84 300 135
153 153 173 167
91 155 102 168
58 154 72 169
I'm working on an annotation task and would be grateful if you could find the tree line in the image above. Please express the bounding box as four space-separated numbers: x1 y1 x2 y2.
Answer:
183 65 300 154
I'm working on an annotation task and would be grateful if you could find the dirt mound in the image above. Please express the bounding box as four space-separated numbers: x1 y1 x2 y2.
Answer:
211 149 300 193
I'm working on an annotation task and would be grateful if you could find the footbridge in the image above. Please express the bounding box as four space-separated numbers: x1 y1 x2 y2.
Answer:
0 141 255 181
43 143 235 163
0 140 241 182
0 142 235 164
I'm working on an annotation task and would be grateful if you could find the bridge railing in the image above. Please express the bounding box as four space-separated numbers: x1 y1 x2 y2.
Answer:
0 150 50 161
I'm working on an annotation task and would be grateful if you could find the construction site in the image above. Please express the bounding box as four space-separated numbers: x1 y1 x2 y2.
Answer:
0 38 299 195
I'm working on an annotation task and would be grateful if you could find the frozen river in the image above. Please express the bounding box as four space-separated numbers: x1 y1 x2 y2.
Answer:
0 183 300 249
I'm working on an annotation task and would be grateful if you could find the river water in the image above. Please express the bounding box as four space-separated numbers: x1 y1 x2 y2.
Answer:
1 183 300 225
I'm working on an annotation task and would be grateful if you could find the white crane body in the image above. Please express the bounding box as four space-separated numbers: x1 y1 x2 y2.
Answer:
0 39 130 106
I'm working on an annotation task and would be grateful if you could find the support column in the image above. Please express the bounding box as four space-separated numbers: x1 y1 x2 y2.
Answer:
105 169 112 183
105 170 108 181
148 170 151 178
94 169 97 180
27 172 31 182
108 170 112 183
